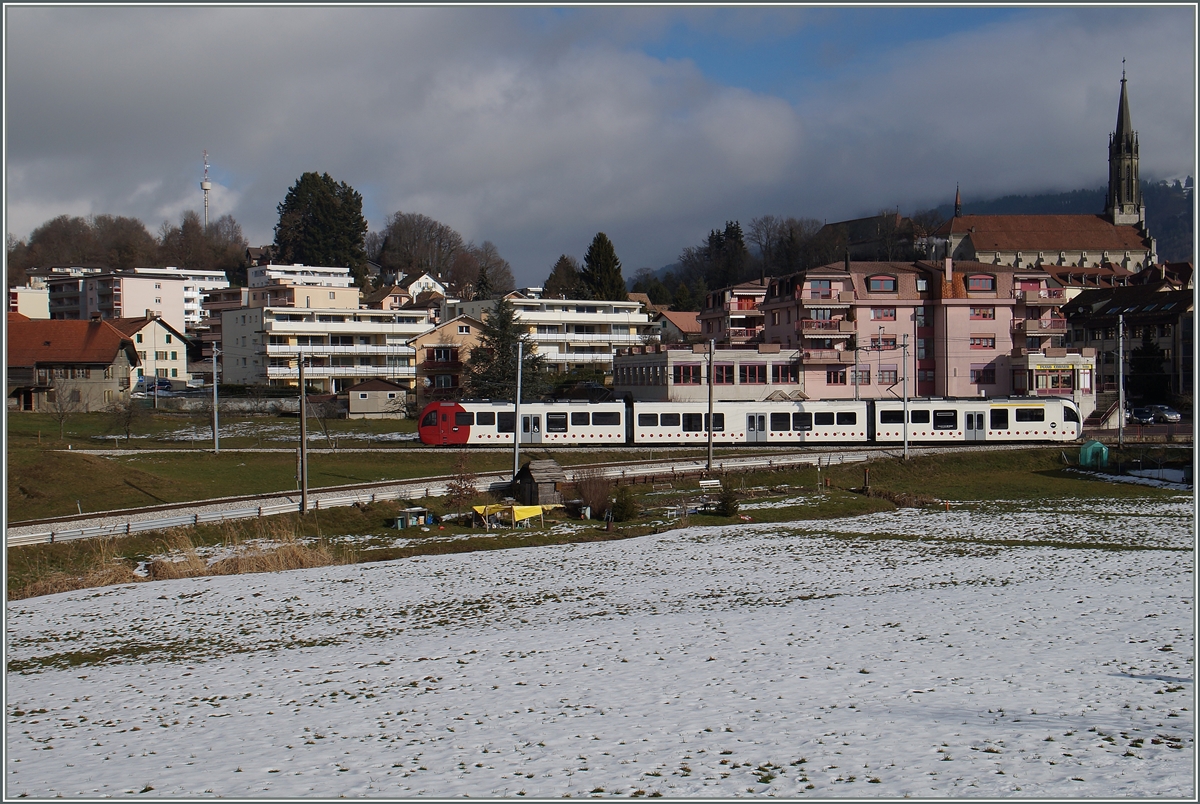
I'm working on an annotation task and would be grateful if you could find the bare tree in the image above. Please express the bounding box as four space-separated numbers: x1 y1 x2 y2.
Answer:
45 373 83 440
107 396 146 446
470 241 515 295
377 211 465 280
308 398 344 450
445 451 478 524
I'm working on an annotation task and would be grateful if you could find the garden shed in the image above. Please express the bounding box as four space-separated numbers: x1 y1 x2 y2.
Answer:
514 459 567 506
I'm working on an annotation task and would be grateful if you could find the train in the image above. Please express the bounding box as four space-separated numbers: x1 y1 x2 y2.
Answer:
418 396 1083 446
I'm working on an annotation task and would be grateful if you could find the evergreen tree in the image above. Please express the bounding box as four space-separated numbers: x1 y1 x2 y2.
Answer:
544 254 583 298
464 297 548 401
273 172 369 287
474 265 494 301
672 280 696 312
580 232 627 301
1128 326 1170 402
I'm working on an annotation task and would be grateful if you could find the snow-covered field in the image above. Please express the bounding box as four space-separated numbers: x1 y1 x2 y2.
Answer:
6 493 1195 799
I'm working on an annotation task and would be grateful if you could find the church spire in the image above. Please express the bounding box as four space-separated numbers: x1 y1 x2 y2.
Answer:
1106 64 1143 227
954 183 962 218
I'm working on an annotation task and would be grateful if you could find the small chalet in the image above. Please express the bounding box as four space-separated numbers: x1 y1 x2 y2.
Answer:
514 459 567 506
345 378 408 419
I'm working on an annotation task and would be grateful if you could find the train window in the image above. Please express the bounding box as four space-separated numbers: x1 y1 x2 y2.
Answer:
421 410 437 427
933 410 957 430
497 413 516 432
476 411 495 426
455 412 473 426
1015 408 1045 422
660 412 681 427
571 412 590 426
770 412 791 431
547 413 568 432
879 410 905 424
990 409 1009 429
814 412 835 426
592 411 621 426
638 413 659 427
836 411 857 425
682 413 704 432
909 410 930 424
793 412 813 431
1064 406 1079 423
705 413 725 432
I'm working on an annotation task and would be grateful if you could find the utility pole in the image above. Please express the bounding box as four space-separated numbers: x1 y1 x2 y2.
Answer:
1117 313 1125 449
211 347 221 453
902 334 910 461
513 340 523 481
707 339 715 473
299 353 309 514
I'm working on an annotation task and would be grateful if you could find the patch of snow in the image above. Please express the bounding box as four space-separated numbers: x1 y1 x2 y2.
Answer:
5 495 1193 798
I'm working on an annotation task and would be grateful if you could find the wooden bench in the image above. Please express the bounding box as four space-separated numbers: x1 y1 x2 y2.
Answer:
698 479 722 491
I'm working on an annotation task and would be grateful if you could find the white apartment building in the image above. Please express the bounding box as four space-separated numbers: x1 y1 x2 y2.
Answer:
9 286 50 319
442 294 650 374
248 263 354 289
125 266 230 330
221 306 431 393
47 273 187 334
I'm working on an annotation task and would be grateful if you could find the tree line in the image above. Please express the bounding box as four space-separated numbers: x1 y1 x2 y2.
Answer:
6 210 250 288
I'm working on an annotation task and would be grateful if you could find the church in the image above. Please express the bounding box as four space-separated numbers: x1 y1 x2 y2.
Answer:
937 73 1158 276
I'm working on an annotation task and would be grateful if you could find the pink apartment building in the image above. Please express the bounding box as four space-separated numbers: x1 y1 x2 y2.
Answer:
759 257 1097 414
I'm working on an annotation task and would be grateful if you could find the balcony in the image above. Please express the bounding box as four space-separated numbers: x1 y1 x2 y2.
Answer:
266 365 416 380
531 331 642 345
1012 318 1069 334
799 290 854 306
801 349 857 363
538 352 615 364
726 326 763 341
265 344 415 357
1012 288 1065 303
422 359 463 371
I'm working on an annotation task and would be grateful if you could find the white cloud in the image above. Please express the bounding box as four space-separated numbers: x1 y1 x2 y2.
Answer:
4 7 1193 282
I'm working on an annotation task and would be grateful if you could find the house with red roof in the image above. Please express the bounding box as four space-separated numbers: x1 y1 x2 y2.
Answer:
7 314 140 412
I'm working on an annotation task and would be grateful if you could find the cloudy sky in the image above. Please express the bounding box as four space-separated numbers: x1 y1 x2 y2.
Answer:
5 5 1195 285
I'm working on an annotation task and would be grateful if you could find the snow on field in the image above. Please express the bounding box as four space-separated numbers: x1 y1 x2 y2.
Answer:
5 494 1195 799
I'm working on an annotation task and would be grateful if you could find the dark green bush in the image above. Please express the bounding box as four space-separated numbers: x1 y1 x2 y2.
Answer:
715 486 740 517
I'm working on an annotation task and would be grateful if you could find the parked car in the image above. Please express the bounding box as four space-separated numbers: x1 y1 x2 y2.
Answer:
136 377 172 392
1127 407 1155 425
1146 404 1182 424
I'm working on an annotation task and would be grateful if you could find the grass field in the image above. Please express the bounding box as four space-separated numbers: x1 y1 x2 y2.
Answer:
6 443 1188 601
6 411 724 521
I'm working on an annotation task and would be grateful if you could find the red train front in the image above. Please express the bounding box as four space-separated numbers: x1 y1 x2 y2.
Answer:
417 401 472 446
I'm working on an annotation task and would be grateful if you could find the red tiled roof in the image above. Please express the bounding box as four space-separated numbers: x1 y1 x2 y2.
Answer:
106 316 188 341
7 318 138 368
344 378 408 392
934 214 1151 252
657 310 701 333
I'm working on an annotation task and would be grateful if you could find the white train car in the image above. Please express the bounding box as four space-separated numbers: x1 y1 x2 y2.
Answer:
630 400 871 445
418 400 626 446
870 397 1082 443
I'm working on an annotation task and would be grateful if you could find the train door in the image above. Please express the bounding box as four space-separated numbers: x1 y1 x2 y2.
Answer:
964 410 986 442
521 414 543 444
746 413 767 444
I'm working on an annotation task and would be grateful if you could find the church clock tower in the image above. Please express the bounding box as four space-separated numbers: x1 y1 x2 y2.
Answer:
1106 69 1145 227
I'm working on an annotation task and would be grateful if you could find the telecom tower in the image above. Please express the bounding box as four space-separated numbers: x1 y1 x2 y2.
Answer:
201 150 212 231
